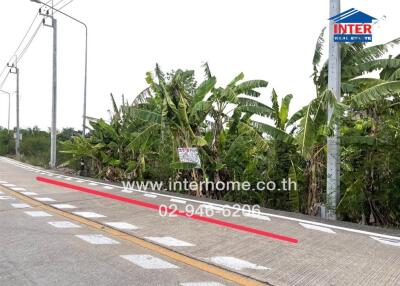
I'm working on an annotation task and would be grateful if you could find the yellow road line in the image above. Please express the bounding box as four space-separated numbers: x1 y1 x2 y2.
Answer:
1 186 268 286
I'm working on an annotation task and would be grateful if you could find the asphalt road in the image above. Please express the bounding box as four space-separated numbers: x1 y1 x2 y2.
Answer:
1 156 400 286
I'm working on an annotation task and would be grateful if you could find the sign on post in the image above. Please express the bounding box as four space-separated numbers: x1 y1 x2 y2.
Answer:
13 133 22 140
177 147 201 168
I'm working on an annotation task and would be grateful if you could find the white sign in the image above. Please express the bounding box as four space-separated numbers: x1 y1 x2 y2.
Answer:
13 133 22 140
177 147 201 168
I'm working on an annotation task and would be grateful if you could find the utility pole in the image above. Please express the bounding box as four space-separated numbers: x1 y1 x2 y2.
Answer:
7 63 21 160
82 29 88 136
40 8 58 168
326 0 341 220
51 17 57 168
8 92 10 131
32 0 89 158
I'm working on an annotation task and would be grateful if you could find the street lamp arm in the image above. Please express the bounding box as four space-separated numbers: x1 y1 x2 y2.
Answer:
32 0 87 31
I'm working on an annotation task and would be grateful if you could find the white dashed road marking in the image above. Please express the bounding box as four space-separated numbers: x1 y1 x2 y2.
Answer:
11 187 26 191
73 212 106 218
122 189 133 194
88 183 98 186
170 198 187 204
243 212 271 221
120 254 179 269
36 197 56 202
75 234 120 245
11 203 31 209
0 196 16 200
299 223 336 234
144 194 157 198
2 183 16 187
51 204 77 209
0 181 8 184
370 236 400 247
199 204 224 212
145 236 194 247
103 186 113 190
48 221 81 228
207 257 270 271
105 222 138 230
21 192 38 196
24 211 52 217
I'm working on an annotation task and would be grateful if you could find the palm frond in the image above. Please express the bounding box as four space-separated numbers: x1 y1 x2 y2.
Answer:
190 77 216 107
228 72 244 87
128 124 159 151
279 94 293 128
287 107 306 126
296 103 315 158
312 28 326 68
237 97 275 118
352 81 400 107
235 80 268 97
134 109 162 124
352 37 400 64
202 62 213 79
132 87 153 106
251 120 295 144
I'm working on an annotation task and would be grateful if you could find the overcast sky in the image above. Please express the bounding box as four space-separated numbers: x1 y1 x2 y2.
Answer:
0 0 399 130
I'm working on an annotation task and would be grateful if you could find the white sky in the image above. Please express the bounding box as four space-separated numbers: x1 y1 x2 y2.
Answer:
0 0 399 130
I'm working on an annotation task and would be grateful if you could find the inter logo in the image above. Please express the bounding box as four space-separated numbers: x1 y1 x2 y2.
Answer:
329 8 377 43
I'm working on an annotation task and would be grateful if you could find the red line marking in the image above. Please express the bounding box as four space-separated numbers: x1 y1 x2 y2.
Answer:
36 176 298 244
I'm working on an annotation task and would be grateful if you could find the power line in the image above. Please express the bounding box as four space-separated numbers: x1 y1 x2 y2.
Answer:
0 72 10 90
0 12 41 82
57 0 75 11
17 22 43 63
0 0 76 91
14 13 40 61
53 0 67 8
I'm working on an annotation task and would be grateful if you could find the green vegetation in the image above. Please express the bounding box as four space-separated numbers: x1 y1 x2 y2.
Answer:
0 127 78 167
2 33 400 227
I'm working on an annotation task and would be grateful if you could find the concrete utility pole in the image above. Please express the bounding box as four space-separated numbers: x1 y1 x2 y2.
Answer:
8 91 10 131
326 0 341 220
38 6 58 168
7 63 21 160
50 17 57 168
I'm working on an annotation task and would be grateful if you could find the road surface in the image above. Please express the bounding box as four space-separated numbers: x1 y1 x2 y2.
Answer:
0 156 399 286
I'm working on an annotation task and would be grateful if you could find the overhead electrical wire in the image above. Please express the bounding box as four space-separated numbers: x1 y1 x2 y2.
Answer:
0 13 39 81
0 0 76 89
57 0 75 11
0 72 10 91
17 22 43 64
